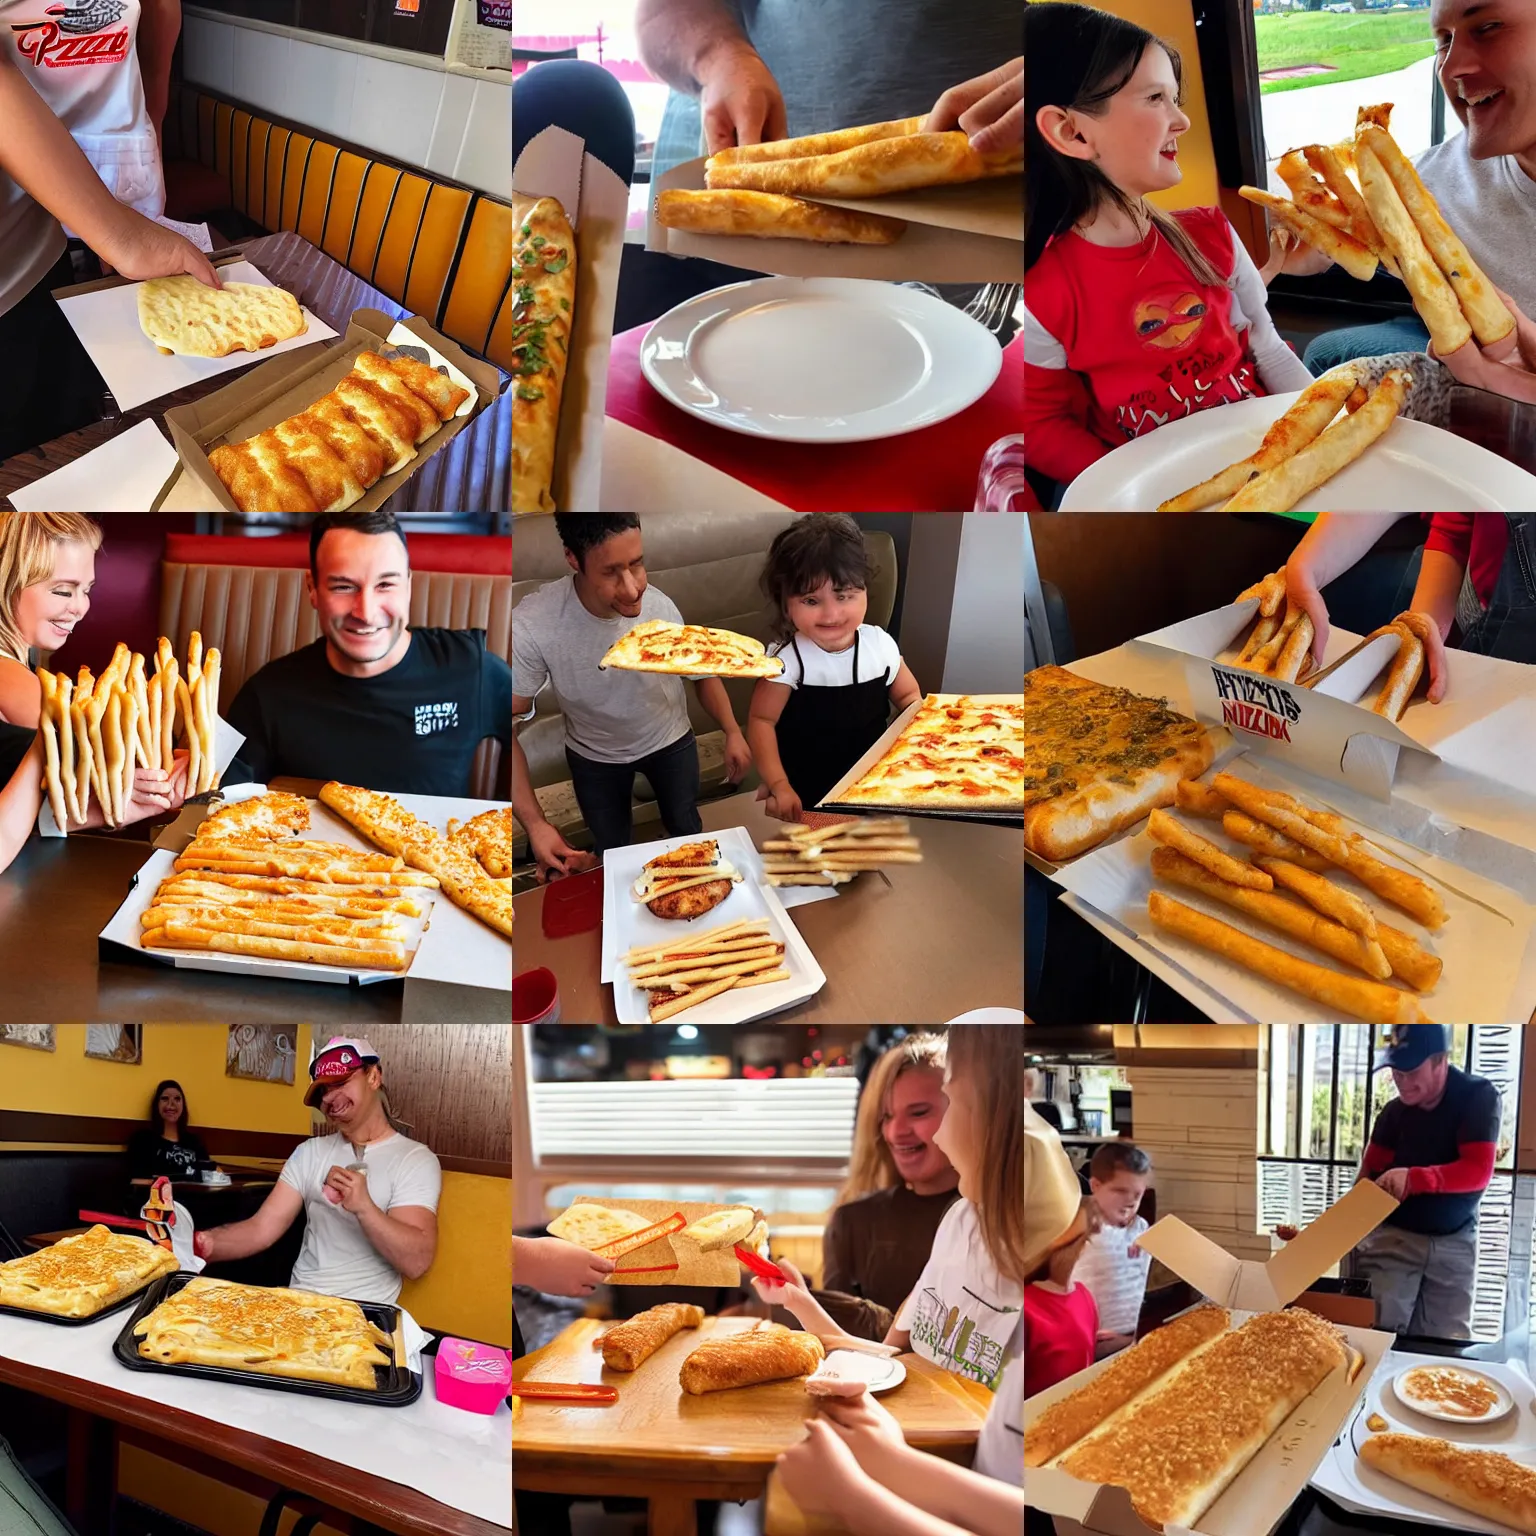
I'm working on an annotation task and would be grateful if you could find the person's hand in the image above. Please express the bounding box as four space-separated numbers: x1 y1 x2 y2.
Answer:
722 729 751 785
750 1255 814 1312
1284 561 1330 671
816 1390 909 1475
1258 227 1294 286
756 777 802 823
775 1418 872 1519
95 207 222 288
527 819 590 882
323 1167 377 1215
193 1230 215 1261
123 751 189 825
1429 290 1536 403
1276 232 1334 279
1376 1166 1412 1201
526 1236 616 1297
923 56 1022 157
696 39 786 155
1396 610 1449 703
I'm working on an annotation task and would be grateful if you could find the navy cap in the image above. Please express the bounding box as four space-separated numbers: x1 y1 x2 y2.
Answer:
1377 1025 1451 1072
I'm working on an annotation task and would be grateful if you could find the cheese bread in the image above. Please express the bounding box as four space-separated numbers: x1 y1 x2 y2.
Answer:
706 131 1021 199
655 189 907 245
512 194 577 514
137 275 308 358
0 1225 178 1319
547 1203 654 1251
679 1207 757 1252
446 806 513 879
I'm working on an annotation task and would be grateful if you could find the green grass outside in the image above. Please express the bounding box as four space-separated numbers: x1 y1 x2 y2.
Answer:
1254 11 1438 94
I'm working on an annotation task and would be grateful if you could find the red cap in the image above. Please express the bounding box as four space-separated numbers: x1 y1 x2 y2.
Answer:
304 1037 380 1108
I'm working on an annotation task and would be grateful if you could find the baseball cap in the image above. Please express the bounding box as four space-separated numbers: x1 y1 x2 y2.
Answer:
1375 1024 1451 1072
304 1037 380 1107
1025 1102 1085 1275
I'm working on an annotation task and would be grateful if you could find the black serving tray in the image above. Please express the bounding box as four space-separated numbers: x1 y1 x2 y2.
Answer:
112 1272 422 1406
0 1236 176 1327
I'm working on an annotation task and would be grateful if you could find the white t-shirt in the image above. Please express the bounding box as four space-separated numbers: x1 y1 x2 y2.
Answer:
1074 1215 1152 1336
896 1199 1023 1389
278 1130 442 1304
973 1321 1022 1486
765 623 902 691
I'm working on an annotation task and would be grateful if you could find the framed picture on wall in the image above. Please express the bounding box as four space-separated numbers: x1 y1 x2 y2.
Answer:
85 1025 143 1064
0 1024 54 1052
227 1025 297 1084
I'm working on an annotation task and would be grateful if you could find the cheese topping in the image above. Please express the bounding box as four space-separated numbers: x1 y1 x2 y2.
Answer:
1400 1367 1500 1418
631 859 742 901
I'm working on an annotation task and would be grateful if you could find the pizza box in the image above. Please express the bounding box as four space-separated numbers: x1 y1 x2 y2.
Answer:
98 785 510 991
156 308 502 513
599 824 825 1024
1026 1182 1398 1536
1049 749 1536 1025
50 253 340 414
816 691 1024 824
647 153 1022 282
514 124 628 514
551 1196 765 1287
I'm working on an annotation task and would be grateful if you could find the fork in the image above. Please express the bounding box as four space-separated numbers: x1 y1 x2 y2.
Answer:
966 282 1022 337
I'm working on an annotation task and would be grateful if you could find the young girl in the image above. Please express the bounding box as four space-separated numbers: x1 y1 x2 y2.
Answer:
748 514 920 822
760 1025 1024 1534
1024 3 1313 490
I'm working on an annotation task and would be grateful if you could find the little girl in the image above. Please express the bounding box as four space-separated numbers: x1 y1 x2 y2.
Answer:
748 514 920 822
1024 3 1313 490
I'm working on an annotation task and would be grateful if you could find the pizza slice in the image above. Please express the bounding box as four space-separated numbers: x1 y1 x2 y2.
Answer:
598 620 785 678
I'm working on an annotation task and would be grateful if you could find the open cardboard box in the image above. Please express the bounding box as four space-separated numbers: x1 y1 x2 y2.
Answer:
1025 1180 1399 1536
647 155 1022 282
156 309 501 512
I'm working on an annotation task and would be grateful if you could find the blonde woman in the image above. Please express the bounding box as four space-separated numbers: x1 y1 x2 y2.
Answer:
0 513 186 872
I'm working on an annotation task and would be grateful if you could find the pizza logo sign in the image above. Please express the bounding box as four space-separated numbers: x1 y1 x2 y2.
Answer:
12 0 129 67
1212 667 1302 743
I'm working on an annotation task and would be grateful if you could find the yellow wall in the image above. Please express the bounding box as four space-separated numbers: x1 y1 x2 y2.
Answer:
0 1025 314 1133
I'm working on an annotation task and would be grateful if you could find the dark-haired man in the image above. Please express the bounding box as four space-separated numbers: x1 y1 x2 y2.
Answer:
225 512 511 795
512 513 751 876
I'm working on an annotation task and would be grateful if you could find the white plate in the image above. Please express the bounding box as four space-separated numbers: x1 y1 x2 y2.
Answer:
1391 1364 1515 1426
805 1351 907 1397
602 825 826 1023
640 277 1001 443
1058 390 1536 511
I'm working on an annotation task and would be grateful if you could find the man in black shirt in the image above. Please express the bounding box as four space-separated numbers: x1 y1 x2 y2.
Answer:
1347 1025 1501 1339
225 513 511 797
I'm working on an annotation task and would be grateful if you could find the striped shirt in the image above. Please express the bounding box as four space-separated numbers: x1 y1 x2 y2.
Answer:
1074 1216 1151 1337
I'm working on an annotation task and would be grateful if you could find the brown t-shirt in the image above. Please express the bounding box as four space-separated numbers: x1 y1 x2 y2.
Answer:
811 1182 962 1341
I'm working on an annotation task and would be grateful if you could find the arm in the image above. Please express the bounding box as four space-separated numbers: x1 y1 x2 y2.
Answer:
197 1181 303 1262
745 678 792 794
850 1445 1023 1536
356 1203 437 1282
0 735 43 875
511 695 590 880
1285 512 1411 666
512 1233 616 1296
1227 229 1315 394
888 661 921 713
136 0 181 145
510 695 548 838
1406 1087 1501 1198
1021 354 1111 485
0 662 42 731
692 675 750 783
1403 543 1465 703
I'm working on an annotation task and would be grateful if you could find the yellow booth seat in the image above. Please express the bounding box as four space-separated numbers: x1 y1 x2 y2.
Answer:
400 1170 511 1348
161 82 512 374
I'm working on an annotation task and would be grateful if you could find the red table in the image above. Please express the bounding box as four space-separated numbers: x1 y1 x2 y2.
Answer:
604 324 1023 511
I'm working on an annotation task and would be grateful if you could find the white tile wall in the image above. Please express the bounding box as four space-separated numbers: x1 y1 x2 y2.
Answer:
180 15 510 199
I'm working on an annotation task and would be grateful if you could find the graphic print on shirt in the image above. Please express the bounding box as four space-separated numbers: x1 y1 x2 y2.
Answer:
11 0 129 67
414 701 459 736
1117 280 1260 439
910 1285 1017 1388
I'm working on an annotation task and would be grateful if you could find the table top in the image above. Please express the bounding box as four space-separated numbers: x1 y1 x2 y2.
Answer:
514 1316 990 1479
511 792 1024 1023
23 1228 89 1250
0 231 509 512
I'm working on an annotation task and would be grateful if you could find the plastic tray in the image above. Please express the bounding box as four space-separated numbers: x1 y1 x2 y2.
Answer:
112 1272 422 1406
0 1235 176 1327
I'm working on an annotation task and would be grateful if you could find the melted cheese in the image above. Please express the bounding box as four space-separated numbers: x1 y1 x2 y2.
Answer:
631 860 742 901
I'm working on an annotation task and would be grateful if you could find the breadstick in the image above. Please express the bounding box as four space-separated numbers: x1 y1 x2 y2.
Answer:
200 649 221 792
1211 774 1448 929
178 677 202 801
1147 809 1272 890
87 690 113 828
1150 848 1393 982
1222 812 1333 872
145 672 160 773
1273 613 1314 684
1375 923 1444 994
158 657 177 773
70 682 92 825
648 977 736 1022
128 653 151 768
38 672 68 833
104 688 126 826
118 684 140 823
1238 612 1281 664
1147 892 1430 1023
56 674 79 824
1372 621 1424 721
1247 606 1302 674
186 630 203 681
1175 781 1231 820
1253 855 1379 941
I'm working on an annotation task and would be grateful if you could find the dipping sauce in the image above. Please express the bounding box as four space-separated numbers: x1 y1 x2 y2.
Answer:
1399 1366 1500 1418
1366 1413 1389 1432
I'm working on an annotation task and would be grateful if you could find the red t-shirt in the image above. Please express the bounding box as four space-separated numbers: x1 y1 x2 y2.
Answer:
1024 207 1266 484
1024 1281 1099 1399
1423 514 1506 607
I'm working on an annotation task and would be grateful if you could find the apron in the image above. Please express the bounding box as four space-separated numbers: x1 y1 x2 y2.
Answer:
1 0 164 219
774 631 891 808
1459 515 1536 662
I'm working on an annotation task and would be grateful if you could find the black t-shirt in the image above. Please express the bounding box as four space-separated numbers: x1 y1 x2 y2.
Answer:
226 629 512 796
1372 1066 1501 1234
0 720 33 788
127 1127 208 1181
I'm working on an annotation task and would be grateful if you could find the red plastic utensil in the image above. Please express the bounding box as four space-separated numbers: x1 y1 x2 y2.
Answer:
735 1244 788 1285
510 1381 618 1404
594 1212 687 1259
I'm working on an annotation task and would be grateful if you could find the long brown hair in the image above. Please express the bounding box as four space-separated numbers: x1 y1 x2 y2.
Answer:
945 1024 1026 1285
835 1033 949 1208
1025 2 1224 288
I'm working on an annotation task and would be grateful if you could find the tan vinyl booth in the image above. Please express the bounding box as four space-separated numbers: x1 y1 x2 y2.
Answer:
160 539 511 798
512 512 897 857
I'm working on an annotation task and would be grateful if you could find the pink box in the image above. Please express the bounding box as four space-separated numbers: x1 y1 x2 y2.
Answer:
434 1337 512 1414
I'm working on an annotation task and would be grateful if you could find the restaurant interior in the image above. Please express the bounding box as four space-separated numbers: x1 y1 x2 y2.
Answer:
0 1022 511 1536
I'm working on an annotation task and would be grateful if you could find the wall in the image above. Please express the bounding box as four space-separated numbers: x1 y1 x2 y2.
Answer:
180 8 510 198
0 1025 313 1133
361 1024 510 1163
941 514 1026 694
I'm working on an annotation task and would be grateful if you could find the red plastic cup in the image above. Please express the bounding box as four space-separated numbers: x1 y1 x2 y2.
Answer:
512 967 560 1024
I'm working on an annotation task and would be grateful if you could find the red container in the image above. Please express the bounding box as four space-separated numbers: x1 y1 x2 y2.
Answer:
512 967 560 1024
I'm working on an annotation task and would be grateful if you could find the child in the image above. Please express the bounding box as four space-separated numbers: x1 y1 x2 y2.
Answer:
748 514 920 822
1024 1192 1102 1399
1023 3 1313 490
1075 1143 1153 1355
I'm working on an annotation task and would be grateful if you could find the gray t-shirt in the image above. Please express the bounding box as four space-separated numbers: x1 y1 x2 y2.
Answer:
279 1130 442 1304
1415 131 1536 318
653 0 1023 179
512 575 694 764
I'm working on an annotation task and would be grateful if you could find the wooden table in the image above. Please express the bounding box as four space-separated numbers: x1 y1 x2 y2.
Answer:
23 1227 89 1251
513 1317 991 1536
0 230 509 511
511 792 1024 1023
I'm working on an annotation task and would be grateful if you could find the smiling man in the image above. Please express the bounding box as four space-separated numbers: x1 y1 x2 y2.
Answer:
223 511 512 795
194 1037 441 1304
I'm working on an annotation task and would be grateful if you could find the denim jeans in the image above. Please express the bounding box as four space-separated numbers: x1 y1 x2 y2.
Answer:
565 730 703 854
1303 314 1431 373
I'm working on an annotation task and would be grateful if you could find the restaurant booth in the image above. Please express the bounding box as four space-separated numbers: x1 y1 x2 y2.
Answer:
0 1023 512 1536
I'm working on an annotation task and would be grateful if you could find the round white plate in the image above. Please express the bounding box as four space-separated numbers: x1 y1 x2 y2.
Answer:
640 277 1002 443
1058 389 1536 510
806 1350 907 1396
1390 1364 1515 1425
